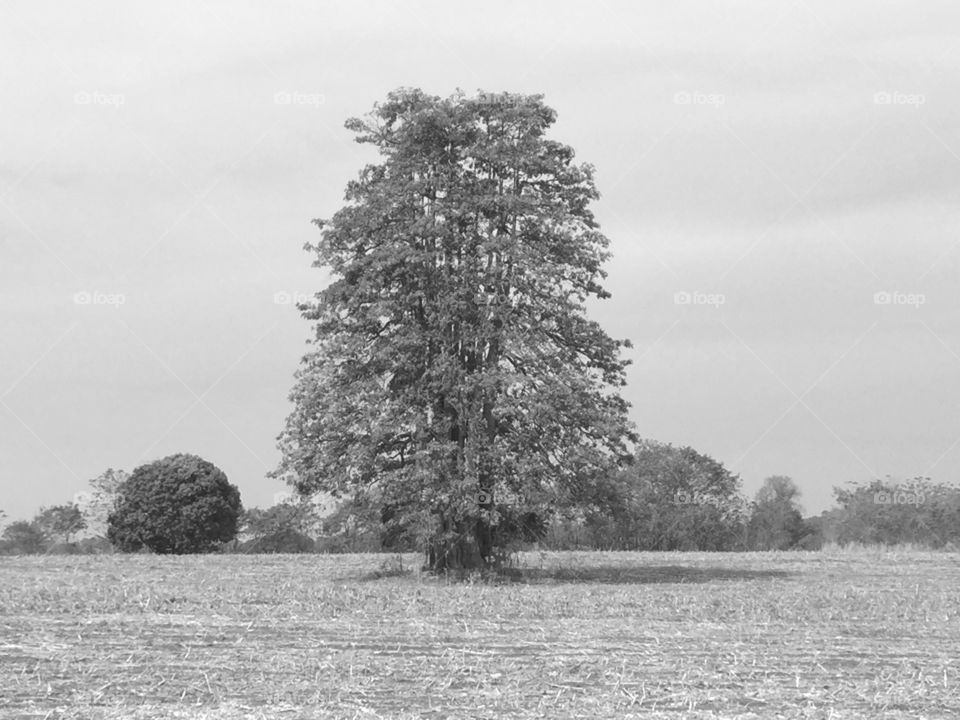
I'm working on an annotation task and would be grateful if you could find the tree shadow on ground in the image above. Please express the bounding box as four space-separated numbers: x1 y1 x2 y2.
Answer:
499 564 792 585
356 563 793 584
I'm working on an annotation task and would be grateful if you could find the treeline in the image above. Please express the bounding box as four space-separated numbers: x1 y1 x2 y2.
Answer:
548 446 960 551
811 477 960 548
291 442 960 553
2 442 959 555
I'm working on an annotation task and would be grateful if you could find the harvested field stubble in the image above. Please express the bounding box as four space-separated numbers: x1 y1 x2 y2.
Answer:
0 550 958 719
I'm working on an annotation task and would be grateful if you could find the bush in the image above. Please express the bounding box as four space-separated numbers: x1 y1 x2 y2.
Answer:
108 453 242 554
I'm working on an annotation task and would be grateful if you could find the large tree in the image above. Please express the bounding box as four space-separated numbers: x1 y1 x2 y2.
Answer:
275 88 636 571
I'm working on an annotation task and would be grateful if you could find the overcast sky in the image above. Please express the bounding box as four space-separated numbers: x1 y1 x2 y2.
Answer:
2 1 959 522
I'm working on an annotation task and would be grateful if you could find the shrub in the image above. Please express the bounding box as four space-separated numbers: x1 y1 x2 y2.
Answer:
108 453 242 554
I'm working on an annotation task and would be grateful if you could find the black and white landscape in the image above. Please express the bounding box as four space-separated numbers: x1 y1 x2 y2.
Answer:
1 3 959 718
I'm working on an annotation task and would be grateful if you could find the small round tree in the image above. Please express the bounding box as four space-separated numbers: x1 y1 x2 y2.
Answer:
108 453 242 554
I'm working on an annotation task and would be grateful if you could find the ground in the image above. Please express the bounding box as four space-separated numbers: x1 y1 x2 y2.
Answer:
0 549 957 719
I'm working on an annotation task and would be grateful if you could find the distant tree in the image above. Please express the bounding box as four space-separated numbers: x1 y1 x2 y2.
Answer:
831 476 960 547
273 88 636 571
242 500 323 538
108 454 242 554
586 440 748 551
240 500 324 554
0 521 48 555
34 504 87 545
747 476 806 550
922 481 960 547
543 440 750 551
78 468 130 537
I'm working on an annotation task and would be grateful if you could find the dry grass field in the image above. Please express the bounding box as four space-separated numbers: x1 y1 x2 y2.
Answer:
1 549 958 719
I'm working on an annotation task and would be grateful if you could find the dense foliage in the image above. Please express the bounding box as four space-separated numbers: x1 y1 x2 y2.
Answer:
239 502 323 553
0 521 48 554
816 476 960 548
107 454 242 554
547 440 750 550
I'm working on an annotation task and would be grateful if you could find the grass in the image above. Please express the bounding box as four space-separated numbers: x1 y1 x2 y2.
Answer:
0 549 958 719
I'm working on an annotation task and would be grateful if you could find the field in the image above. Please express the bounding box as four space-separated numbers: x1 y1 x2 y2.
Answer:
1 550 958 719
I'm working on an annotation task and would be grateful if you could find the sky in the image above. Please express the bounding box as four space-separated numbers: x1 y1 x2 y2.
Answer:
2 1 959 522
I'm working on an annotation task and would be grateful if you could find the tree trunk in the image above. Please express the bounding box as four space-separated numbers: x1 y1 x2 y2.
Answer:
424 517 490 572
